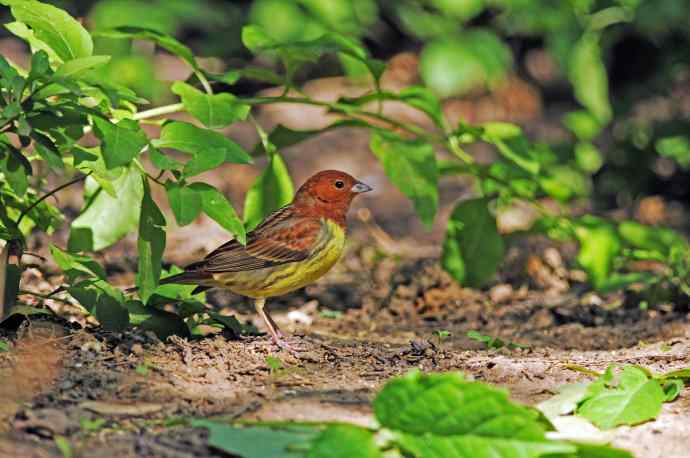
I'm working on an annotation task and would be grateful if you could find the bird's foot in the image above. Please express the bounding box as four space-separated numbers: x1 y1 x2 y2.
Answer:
273 334 309 354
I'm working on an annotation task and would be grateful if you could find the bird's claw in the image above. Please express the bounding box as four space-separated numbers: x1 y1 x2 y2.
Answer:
273 335 308 354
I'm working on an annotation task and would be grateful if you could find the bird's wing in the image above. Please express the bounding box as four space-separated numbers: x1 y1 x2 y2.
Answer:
185 206 322 273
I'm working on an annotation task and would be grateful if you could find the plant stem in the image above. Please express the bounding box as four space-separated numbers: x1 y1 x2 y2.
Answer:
240 95 444 144
16 172 91 226
447 134 475 164
132 102 185 121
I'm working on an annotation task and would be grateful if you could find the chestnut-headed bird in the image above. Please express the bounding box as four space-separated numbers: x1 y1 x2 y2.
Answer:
157 170 372 349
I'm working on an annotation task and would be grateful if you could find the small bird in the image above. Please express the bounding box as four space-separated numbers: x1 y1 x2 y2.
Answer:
157 170 372 349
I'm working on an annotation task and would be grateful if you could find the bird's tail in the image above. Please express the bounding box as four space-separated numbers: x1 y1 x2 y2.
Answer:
124 271 211 294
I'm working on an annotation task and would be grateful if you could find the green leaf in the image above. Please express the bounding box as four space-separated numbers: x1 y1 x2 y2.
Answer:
28 49 51 80
95 293 130 332
574 216 621 290
308 424 383 458
571 443 634 458
374 371 544 437
49 244 106 280
466 330 527 350
569 33 611 124
149 146 183 170
183 147 226 178
68 165 143 251
563 110 603 142
420 30 511 97
171 82 250 129
442 198 504 287
53 55 111 78
7 0 93 61
31 132 64 169
536 383 590 418
192 420 320 458
92 118 148 169
483 133 540 175
575 142 603 173
5 21 61 64
617 221 686 257
397 86 445 128
136 179 166 302
577 366 666 429
243 152 294 231
662 379 683 403
93 26 198 70
655 135 690 169
370 131 438 228
208 312 244 337
0 147 31 195
242 25 384 85
189 183 246 244
165 181 202 226
124 300 190 340
153 121 252 165
397 433 574 458
539 165 591 202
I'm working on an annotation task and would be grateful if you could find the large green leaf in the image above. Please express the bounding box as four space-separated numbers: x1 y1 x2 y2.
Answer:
171 81 250 129
577 366 666 429
574 216 621 290
568 33 611 124
309 425 383 458
374 371 544 437
243 152 294 231
192 420 320 458
165 181 202 226
153 121 252 165
68 165 143 251
92 118 148 169
441 197 504 287
6 0 93 61
189 183 246 244
397 433 574 458
53 55 111 78
370 130 438 228
136 179 166 302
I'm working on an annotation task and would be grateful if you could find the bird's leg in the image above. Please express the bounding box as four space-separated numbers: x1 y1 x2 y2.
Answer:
255 298 306 353
255 298 293 350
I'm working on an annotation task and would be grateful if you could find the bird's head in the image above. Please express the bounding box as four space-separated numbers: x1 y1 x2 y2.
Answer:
293 170 372 220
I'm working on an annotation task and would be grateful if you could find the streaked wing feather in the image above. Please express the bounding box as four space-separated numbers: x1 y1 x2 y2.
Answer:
185 206 322 274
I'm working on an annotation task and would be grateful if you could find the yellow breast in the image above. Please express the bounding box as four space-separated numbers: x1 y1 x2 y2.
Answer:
213 219 346 298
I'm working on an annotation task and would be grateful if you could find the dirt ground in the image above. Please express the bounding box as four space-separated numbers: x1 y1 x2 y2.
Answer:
2 69 690 458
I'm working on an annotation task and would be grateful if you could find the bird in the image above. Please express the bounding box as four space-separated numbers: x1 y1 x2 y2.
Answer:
154 170 372 350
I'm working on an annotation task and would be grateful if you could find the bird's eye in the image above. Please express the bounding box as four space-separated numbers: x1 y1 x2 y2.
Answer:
334 180 345 189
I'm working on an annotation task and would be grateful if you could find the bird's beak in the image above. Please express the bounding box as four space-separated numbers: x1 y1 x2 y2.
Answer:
351 181 373 194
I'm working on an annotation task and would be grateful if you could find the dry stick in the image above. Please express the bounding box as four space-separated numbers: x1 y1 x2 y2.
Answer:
16 172 92 226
